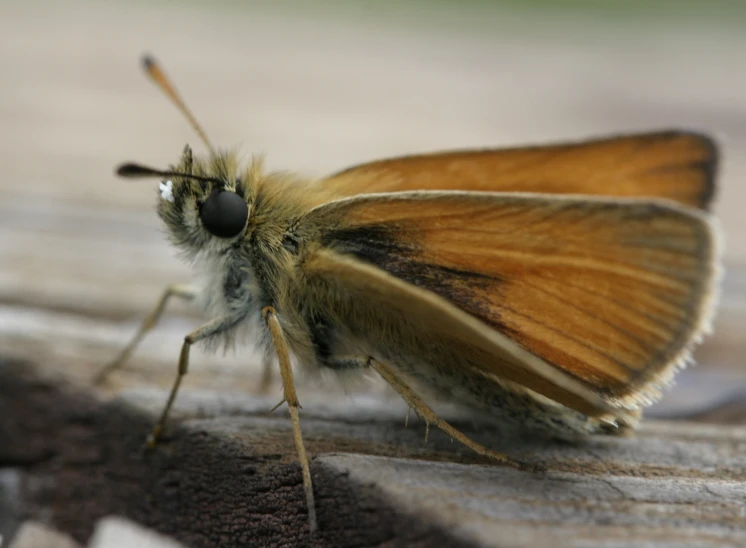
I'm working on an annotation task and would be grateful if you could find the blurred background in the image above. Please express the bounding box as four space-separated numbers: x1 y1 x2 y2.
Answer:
1 0 745 416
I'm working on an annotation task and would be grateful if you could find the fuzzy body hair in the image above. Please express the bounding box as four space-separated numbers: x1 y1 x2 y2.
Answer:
156 146 639 438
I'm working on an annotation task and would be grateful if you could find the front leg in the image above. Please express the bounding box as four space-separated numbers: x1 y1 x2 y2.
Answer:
94 283 197 385
147 312 245 448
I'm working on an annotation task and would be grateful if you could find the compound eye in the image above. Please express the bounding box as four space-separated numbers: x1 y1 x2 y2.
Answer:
199 188 248 238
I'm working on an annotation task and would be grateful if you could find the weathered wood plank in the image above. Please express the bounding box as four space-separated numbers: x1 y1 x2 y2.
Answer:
2 1 746 547
2 359 746 548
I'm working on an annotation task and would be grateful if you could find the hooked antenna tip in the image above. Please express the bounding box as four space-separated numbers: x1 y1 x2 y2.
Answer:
116 163 160 178
141 54 157 72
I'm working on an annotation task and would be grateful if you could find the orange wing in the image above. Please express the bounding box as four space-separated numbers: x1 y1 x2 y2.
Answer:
320 131 717 210
305 191 719 409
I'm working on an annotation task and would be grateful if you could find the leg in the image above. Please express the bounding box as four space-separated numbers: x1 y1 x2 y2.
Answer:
94 283 197 385
262 306 318 533
369 358 541 472
147 313 244 448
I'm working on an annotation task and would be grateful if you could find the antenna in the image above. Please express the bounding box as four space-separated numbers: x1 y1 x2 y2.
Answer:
116 162 220 185
142 54 216 156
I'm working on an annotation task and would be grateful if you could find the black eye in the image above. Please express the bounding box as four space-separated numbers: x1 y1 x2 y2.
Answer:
199 188 249 238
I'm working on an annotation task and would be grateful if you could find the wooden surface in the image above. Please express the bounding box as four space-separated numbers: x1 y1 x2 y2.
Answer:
3 358 746 548
2 2 746 547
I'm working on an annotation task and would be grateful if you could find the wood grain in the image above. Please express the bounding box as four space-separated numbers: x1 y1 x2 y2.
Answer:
1 2 745 547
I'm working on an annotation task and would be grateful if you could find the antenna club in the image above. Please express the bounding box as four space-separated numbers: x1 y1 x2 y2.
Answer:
137 53 215 155
142 54 156 70
117 163 152 177
114 162 221 186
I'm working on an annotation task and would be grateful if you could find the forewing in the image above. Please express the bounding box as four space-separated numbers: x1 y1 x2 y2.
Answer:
304 191 719 408
320 131 717 210
302 247 619 418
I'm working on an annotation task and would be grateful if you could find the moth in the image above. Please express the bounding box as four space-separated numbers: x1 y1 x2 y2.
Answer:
97 55 721 533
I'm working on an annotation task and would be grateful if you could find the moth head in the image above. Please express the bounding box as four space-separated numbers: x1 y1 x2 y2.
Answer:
117 145 252 255
118 55 255 255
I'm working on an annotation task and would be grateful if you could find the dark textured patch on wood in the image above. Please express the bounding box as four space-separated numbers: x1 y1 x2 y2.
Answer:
0 358 476 548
